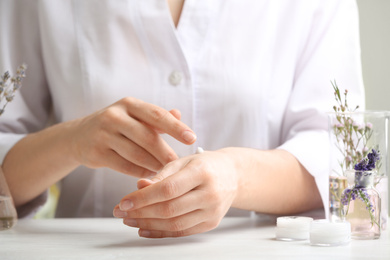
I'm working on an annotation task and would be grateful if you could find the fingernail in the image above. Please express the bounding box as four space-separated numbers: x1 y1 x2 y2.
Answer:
124 218 137 227
120 200 134 211
113 208 127 218
139 230 151 237
182 131 197 143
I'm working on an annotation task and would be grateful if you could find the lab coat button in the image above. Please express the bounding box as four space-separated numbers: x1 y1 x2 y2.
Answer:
168 71 182 86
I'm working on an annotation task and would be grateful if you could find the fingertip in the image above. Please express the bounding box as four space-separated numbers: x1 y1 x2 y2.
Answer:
137 178 155 189
139 229 152 238
182 130 197 144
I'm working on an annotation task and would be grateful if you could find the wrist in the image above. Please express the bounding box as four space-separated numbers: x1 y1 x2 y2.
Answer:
216 147 246 208
48 119 82 169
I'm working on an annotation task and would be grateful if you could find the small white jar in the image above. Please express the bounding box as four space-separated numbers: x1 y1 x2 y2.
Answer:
275 216 313 241
310 219 351 246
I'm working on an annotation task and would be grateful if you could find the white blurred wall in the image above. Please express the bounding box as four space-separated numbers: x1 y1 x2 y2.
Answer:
356 0 390 215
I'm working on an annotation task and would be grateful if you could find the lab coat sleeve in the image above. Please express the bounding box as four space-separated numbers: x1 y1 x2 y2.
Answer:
0 0 51 216
277 0 365 217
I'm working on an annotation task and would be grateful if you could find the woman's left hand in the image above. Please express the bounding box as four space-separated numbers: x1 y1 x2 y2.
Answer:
113 149 239 238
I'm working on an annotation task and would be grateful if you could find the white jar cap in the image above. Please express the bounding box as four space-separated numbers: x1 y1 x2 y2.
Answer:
310 220 351 246
275 216 313 241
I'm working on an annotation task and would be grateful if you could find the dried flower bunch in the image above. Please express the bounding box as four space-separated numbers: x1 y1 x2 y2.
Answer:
331 81 381 227
331 81 378 174
0 64 27 116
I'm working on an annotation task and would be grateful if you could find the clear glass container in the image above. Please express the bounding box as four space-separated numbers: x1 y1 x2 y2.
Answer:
0 166 17 230
328 111 389 230
329 175 347 222
344 170 381 239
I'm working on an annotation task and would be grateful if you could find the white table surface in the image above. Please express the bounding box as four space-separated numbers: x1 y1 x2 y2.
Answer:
0 217 389 260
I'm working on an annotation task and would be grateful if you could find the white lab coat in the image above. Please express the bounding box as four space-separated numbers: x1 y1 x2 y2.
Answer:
0 0 365 218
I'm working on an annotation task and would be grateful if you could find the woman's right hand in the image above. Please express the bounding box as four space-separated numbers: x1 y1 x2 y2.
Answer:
67 97 196 178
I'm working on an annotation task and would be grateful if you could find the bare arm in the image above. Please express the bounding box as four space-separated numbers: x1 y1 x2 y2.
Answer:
114 147 322 238
229 148 322 214
3 97 196 207
3 120 81 207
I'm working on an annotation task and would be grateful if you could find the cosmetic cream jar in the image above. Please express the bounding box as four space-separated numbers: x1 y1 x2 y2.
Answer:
275 216 313 241
310 220 351 246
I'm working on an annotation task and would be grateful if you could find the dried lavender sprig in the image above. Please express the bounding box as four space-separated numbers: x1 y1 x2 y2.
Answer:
341 187 378 227
0 63 27 116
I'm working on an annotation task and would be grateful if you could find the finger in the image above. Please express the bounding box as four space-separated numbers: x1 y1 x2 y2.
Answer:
137 160 183 190
124 189 206 219
119 162 202 211
148 157 189 183
124 209 205 233
110 134 163 172
142 109 181 134
113 205 127 218
120 116 179 166
104 150 156 178
136 155 187 189
138 220 219 238
123 98 197 144
137 178 155 189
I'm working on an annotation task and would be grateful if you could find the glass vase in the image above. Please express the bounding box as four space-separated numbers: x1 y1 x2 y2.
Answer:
343 170 381 239
0 166 17 230
328 111 389 231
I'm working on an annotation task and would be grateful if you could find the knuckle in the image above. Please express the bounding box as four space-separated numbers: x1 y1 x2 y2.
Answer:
208 191 222 204
101 107 121 123
164 151 178 164
152 173 165 183
210 205 223 217
168 219 184 232
160 201 177 218
150 107 169 122
121 96 136 106
173 229 186 237
205 219 220 231
160 180 178 199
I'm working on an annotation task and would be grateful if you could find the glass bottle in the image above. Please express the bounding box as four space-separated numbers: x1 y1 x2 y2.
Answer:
344 170 381 239
329 175 347 222
0 166 17 230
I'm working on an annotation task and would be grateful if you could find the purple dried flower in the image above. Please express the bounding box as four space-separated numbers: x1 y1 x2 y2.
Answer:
341 187 375 213
354 149 380 171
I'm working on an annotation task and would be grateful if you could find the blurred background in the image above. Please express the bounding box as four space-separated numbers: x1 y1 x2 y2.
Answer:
356 0 390 213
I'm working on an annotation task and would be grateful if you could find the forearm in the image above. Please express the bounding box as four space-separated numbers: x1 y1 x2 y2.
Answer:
2 120 80 207
223 147 323 215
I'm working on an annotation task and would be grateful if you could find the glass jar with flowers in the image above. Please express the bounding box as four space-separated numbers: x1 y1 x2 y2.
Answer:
328 81 389 239
0 64 27 230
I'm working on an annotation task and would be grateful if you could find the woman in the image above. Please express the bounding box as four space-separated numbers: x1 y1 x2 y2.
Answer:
0 0 364 238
